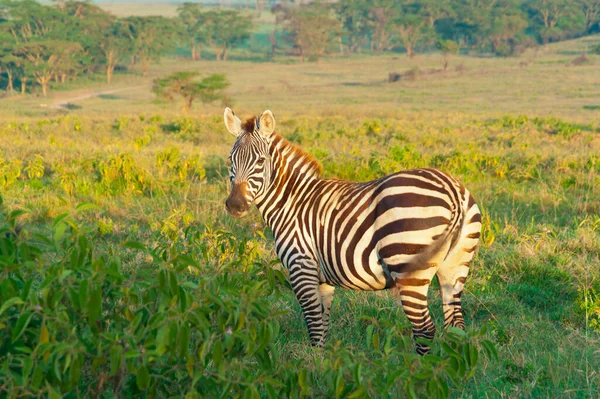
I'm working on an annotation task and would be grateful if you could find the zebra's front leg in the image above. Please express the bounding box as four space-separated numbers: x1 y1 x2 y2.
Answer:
289 264 328 347
318 283 335 346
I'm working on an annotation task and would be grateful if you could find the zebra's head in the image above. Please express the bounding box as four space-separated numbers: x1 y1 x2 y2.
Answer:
223 107 276 218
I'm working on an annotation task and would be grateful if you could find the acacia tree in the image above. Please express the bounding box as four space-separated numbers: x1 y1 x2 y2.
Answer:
212 10 253 61
392 2 433 58
336 0 373 54
177 2 204 60
100 21 131 83
489 10 528 56
436 39 459 70
15 40 81 96
369 3 395 52
575 0 600 31
124 16 177 76
152 71 229 111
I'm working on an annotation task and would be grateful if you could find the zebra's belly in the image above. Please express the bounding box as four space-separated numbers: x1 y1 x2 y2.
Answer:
317 245 393 291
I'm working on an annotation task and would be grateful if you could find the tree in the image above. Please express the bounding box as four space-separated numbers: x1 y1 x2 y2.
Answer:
369 1 395 52
337 0 373 53
15 40 81 96
489 7 528 56
100 21 131 83
124 16 177 76
152 71 229 111
436 39 459 70
392 2 434 58
525 0 580 43
575 0 600 32
211 10 253 61
287 4 339 62
177 2 204 60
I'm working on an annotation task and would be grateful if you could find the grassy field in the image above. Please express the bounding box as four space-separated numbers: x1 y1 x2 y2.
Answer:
1 34 600 397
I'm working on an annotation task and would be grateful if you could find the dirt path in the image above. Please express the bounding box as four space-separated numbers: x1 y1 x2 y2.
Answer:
51 85 147 110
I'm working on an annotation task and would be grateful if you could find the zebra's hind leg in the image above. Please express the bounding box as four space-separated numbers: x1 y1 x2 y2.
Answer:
437 206 481 330
391 275 436 355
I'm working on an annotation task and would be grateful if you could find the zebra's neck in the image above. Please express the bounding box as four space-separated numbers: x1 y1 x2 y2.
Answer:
255 134 322 227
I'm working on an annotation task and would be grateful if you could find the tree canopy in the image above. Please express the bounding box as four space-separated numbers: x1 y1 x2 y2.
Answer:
0 0 598 96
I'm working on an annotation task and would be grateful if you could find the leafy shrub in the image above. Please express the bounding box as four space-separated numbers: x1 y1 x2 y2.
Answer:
0 199 497 398
24 155 45 180
0 156 22 187
98 153 150 195
155 146 206 184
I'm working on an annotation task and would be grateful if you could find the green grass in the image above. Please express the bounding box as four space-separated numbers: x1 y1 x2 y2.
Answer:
1 35 600 397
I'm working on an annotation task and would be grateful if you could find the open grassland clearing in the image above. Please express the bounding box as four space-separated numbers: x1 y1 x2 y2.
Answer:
0 103 599 396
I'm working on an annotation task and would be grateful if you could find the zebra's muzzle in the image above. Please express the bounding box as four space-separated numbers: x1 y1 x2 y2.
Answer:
225 183 250 218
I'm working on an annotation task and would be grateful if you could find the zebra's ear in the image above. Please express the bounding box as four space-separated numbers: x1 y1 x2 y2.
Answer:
257 110 276 139
224 107 242 137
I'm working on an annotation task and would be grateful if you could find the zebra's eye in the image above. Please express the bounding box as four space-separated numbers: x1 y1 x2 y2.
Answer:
257 157 266 166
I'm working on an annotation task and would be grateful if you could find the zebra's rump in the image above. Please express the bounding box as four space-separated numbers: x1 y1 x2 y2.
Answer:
313 168 470 291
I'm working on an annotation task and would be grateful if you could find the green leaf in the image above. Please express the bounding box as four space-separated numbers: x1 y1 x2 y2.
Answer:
136 365 151 390
54 222 67 249
110 345 122 376
88 286 102 325
169 270 178 297
52 213 70 228
0 297 23 316
12 312 33 343
178 323 190 358
156 325 169 355
75 202 98 212
213 340 223 368
78 279 88 313
124 241 148 252
40 322 49 344
47 382 62 399
179 287 188 312
298 369 308 395
348 386 366 399
335 371 345 399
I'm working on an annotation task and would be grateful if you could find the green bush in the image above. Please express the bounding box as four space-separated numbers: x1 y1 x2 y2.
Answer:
0 198 496 398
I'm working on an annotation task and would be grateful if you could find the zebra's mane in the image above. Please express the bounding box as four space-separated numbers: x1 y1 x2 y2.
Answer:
242 116 323 179
272 134 323 179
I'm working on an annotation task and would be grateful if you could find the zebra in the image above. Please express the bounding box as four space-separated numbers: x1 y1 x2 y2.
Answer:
223 108 481 354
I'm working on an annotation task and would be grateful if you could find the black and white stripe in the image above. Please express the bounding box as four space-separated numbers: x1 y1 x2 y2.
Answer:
224 108 481 354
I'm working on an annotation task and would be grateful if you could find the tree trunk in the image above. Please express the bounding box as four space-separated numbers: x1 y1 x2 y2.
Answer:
131 54 136 65
221 44 228 61
21 78 27 95
191 39 196 60
61 74 66 83
141 58 150 76
6 70 13 92
107 65 114 83
38 76 50 97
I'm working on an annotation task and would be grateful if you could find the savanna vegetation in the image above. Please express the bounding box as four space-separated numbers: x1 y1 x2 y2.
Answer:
0 1 599 398
0 104 599 397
